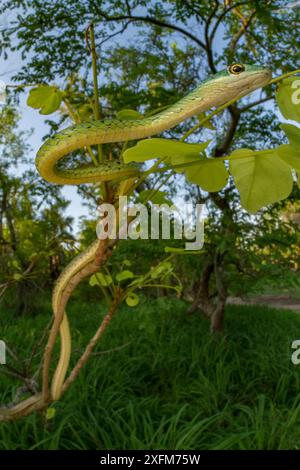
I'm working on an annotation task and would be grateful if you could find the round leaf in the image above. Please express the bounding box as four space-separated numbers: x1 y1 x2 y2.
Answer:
27 85 63 115
186 158 228 192
229 148 293 213
126 293 139 307
116 270 134 282
281 123 300 148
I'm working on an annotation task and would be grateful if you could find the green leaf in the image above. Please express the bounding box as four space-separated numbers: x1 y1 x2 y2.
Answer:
116 270 135 282
164 247 204 254
126 293 139 307
89 273 113 287
276 77 300 122
123 138 209 164
27 85 63 115
13 273 22 281
229 148 293 213
185 158 228 192
138 189 173 206
122 259 131 267
278 144 300 171
116 109 143 120
175 285 183 294
46 407 56 420
281 123 300 148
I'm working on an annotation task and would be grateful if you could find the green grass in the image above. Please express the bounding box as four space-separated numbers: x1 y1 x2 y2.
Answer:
1 298 300 450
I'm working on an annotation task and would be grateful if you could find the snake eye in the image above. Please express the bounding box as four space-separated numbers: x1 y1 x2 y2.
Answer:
228 63 245 75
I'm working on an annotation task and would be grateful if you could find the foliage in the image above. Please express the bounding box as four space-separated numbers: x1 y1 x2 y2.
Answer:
89 255 181 308
0 105 75 314
1 300 300 449
27 85 64 115
122 78 300 213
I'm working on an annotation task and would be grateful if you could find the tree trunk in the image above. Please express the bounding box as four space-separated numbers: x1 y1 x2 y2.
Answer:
210 301 225 334
210 251 227 334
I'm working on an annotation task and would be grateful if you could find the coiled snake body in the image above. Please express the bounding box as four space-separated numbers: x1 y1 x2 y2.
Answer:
5 63 273 415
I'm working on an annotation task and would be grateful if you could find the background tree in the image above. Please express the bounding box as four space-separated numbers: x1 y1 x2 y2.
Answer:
0 105 74 314
0 0 299 425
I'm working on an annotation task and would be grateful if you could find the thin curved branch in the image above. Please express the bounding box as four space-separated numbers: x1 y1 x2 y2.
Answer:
209 1 249 44
94 8 207 51
240 95 274 113
204 1 220 73
214 104 241 157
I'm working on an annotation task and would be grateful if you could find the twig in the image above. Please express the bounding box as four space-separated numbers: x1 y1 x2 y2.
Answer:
228 10 257 60
204 1 220 73
85 22 109 199
209 2 249 44
90 342 131 356
240 95 274 113
88 23 101 122
62 289 122 393
86 23 103 163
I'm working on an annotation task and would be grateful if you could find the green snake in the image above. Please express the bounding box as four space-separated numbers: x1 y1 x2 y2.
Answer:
1 63 272 418
38 63 271 402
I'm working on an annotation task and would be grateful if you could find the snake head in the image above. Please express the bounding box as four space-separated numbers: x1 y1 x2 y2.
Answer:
225 63 272 94
198 63 272 107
